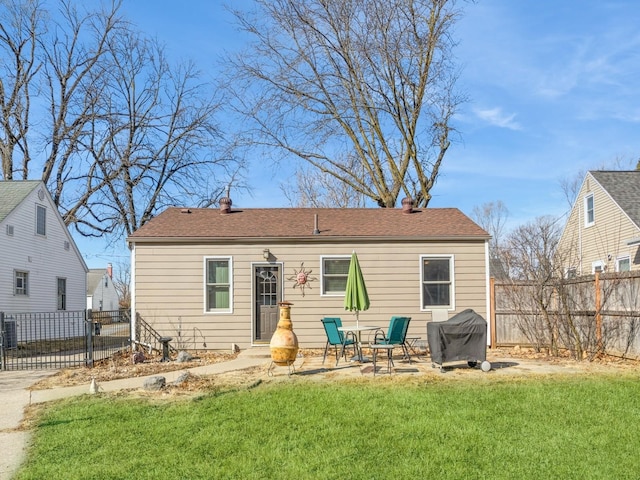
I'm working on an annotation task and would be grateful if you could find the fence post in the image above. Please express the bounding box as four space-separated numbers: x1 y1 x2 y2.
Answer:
595 272 603 356
0 312 5 371
490 277 497 348
86 309 94 367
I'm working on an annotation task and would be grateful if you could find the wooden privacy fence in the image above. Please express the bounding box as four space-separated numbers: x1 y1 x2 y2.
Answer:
490 272 640 359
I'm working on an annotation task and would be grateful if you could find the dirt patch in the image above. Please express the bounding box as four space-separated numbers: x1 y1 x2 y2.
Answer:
28 346 640 394
29 349 240 390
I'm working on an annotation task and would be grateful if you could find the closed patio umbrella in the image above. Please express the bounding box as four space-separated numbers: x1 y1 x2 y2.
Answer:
344 251 370 328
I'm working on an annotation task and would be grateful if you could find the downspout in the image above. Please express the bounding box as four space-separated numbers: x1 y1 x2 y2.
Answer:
579 197 583 274
129 242 136 345
484 239 492 347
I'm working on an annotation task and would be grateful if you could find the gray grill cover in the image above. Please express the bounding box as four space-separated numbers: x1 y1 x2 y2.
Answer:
427 309 487 365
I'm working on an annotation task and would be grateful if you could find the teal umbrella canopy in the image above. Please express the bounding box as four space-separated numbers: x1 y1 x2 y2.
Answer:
344 251 370 326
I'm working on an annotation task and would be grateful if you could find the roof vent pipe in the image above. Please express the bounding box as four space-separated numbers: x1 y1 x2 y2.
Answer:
401 197 414 214
313 214 320 234
219 197 232 214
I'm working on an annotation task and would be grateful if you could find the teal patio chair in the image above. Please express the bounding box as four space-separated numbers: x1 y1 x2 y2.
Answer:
373 316 412 363
321 317 356 366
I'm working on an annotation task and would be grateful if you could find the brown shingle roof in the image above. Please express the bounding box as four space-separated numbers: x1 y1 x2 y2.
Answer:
128 207 489 242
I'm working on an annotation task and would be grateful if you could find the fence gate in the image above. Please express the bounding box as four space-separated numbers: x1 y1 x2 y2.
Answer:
0 310 131 371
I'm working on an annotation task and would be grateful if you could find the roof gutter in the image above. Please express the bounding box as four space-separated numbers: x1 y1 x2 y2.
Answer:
127 234 491 245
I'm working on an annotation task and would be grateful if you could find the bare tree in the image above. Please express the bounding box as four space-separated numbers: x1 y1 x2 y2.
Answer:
0 0 239 239
112 259 130 309
0 0 42 179
501 216 564 354
227 0 465 208
472 200 509 259
281 163 366 208
67 31 233 238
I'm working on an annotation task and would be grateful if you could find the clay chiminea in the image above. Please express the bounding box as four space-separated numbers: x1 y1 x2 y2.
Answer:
269 301 299 366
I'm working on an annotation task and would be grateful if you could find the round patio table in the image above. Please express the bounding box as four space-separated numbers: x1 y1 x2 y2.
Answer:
337 325 380 363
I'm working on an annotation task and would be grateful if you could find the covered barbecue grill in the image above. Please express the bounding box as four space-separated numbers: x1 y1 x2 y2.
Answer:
427 309 490 372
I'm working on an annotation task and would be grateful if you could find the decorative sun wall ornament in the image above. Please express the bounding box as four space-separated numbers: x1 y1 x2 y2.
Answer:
287 263 317 296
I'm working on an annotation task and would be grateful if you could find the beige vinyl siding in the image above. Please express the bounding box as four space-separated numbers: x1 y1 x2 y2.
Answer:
559 175 640 274
133 239 488 350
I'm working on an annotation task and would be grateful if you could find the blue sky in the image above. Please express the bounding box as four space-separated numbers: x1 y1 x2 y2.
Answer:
76 0 640 268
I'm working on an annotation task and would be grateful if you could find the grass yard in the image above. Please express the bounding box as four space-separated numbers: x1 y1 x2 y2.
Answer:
15 374 640 479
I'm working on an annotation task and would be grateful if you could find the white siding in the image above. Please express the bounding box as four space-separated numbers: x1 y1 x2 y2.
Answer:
0 185 87 313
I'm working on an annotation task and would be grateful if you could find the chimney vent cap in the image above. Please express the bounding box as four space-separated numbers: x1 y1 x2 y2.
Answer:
401 197 414 214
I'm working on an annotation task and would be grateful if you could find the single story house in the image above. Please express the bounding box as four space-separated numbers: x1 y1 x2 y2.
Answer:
0 180 87 313
127 199 491 350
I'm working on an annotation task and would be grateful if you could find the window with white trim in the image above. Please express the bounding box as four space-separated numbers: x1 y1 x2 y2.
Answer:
616 256 631 272
592 260 605 273
205 257 232 312
564 267 577 279
15 271 29 295
584 194 594 227
57 278 67 310
321 256 350 295
36 204 46 236
421 255 454 309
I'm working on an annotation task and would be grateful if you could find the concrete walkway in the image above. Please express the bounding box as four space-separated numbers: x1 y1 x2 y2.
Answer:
0 349 272 479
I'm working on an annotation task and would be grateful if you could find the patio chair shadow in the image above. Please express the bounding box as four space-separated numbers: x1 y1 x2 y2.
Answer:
296 364 356 376
393 367 421 373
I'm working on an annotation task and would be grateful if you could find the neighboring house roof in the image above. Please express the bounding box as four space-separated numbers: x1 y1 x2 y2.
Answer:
87 269 108 295
0 180 40 224
589 170 640 228
128 206 490 242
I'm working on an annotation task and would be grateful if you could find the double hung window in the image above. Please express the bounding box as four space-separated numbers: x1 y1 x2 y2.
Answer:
205 258 232 312
421 255 454 309
321 257 350 295
584 194 595 227
36 205 47 236
57 278 67 310
616 256 631 272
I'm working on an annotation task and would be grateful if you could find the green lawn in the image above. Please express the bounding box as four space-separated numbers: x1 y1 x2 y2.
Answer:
16 374 640 479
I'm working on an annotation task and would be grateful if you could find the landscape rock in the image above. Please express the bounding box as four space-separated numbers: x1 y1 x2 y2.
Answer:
176 351 193 363
143 376 166 391
173 372 190 385
131 352 145 364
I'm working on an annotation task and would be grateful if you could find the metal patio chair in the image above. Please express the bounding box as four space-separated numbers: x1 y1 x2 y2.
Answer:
321 317 356 366
373 316 413 363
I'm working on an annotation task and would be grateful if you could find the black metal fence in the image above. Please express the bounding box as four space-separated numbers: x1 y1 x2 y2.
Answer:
0 309 130 370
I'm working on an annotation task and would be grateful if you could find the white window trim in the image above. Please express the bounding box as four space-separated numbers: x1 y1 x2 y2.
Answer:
591 260 605 274
203 256 233 314
35 204 47 236
420 254 455 311
563 266 577 279
57 277 67 311
15 270 29 296
616 255 631 272
584 193 595 227
320 254 351 297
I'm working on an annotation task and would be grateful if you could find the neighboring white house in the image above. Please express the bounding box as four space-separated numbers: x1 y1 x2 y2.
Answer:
0 180 87 313
86 263 120 311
